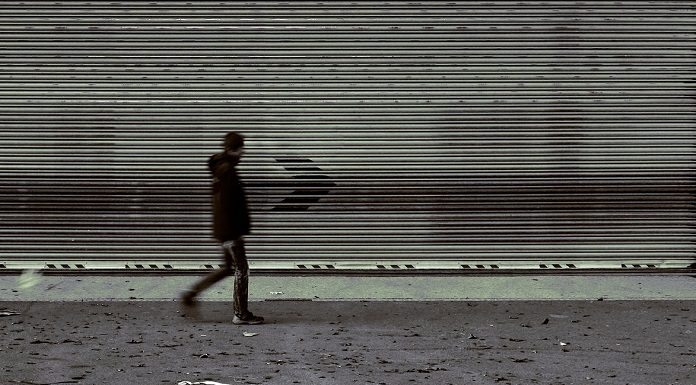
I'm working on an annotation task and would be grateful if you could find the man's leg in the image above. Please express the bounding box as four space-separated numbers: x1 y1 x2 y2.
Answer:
227 238 249 317
183 243 234 304
229 239 263 324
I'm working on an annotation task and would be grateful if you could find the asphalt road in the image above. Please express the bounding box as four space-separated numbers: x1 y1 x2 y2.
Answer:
1 299 694 385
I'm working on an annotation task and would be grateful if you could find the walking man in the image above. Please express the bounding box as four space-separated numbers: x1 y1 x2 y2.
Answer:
181 132 264 325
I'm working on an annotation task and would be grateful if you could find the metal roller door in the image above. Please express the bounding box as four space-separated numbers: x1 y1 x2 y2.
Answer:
0 1 694 272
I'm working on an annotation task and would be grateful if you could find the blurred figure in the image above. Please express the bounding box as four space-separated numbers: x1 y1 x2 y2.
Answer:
181 132 264 325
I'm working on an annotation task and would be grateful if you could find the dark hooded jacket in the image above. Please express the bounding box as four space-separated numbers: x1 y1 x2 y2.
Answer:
208 152 251 241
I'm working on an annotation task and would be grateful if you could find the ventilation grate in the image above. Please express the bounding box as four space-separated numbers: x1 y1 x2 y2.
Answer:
297 264 336 270
621 264 658 269
376 265 417 270
125 263 179 270
461 265 501 270
46 263 86 270
540 264 578 269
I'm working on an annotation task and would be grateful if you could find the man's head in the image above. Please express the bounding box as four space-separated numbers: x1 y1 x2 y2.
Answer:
224 132 245 158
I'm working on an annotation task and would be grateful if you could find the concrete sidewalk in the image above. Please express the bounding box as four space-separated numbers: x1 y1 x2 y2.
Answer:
1 273 696 301
0 273 695 385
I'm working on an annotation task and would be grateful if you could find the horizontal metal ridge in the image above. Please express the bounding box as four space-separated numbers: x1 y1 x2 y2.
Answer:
1 258 693 273
1 65 692 71
2 34 695 41
2 46 695 52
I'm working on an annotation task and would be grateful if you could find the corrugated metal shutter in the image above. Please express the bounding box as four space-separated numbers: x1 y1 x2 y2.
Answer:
0 1 694 271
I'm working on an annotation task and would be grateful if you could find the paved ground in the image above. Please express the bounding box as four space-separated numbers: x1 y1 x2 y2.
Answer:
2 273 696 302
0 273 695 385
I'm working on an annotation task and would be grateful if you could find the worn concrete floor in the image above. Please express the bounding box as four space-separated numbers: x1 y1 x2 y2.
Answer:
0 273 694 385
1 300 695 385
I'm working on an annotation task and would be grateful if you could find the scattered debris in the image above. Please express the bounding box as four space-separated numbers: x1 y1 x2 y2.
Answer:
549 314 569 319
406 367 448 373
0 310 20 317
156 343 183 348
178 381 232 385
